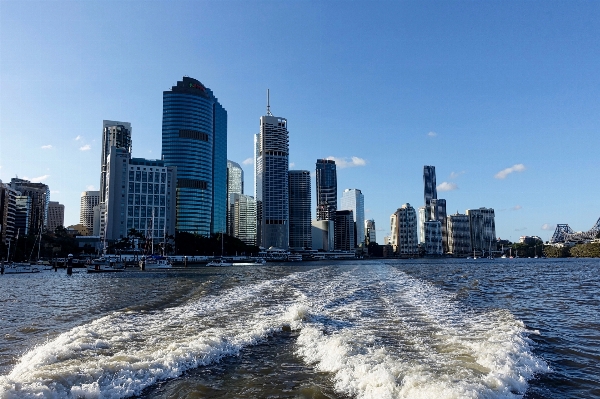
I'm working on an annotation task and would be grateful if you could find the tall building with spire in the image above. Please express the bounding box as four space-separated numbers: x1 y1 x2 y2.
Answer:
315 159 337 221
162 77 227 235
255 91 289 249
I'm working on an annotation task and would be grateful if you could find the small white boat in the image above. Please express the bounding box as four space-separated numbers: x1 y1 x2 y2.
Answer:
206 258 233 267
140 256 172 270
87 257 125 273
287 253 303 262
1 262 41 274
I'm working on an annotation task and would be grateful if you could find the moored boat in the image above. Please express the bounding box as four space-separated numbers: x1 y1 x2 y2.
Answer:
1 262 41 274
140 255 172 270
87 257 125 273
206 258 233 267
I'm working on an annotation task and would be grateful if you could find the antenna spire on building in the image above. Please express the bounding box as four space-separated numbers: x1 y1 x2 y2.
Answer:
266 89 273 116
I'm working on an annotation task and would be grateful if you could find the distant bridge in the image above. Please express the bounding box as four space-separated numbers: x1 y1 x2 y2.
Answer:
550 217 600 243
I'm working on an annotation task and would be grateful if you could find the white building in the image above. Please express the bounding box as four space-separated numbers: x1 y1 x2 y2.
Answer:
312 220 335 251
390 203 418 256
231 193 257 246
80 191 100 233
340 188 365 248
227 160 244 236
447 213 472 256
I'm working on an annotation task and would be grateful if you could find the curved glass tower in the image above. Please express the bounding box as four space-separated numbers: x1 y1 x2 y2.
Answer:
162 77 227 235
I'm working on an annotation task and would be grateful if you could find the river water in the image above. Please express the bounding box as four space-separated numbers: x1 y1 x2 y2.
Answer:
0 258 598 399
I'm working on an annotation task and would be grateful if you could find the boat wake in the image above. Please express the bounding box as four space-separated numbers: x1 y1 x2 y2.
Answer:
0 264 548 399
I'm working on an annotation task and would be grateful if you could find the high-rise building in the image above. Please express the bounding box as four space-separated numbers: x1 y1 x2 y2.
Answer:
312 220 335 251
162 77 227 236
103 146 177 243
9 178 49 236
365 219 376 245
447 213 472 256
231 193 257 246
14 195 31 236
315 159 337 221
466 208 496 256
423 220 443 256
255 100 289 249
288 170 312 249
101 121 132 204
0 182 18 247
80 191 100 234
335 210 355 251
47 201 64 233
430 198 448 252
340 188 365 248
227 160 244 236
418 206 426 244
423 165 437 216
390 203 418 256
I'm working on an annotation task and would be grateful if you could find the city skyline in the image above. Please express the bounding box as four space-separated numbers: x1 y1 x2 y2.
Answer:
1 1 599 242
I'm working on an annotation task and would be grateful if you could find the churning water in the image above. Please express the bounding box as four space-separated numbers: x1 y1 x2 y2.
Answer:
0 259 598 398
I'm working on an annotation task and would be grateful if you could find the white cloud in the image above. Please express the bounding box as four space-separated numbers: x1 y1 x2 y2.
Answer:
79 144 91 151
41 144 53 149
86 185 96 191
242 157 253 165
437 182 458 192
326 156 367 169
24 175 50 183
511 205 523 211
515 227 527 232
541 223 555 231
449 171 465 179
75 135 82 141
427 131 437 137
289 162 296 168
495 163 526 179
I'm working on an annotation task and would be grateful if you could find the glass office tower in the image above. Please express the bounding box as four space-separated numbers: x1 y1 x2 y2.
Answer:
162 77 227 236
316 159 337 221
288 170 312 249
340 188 365 247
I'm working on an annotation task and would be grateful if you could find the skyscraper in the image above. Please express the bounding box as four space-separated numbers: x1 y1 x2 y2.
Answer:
47 201 64 233
9 178 50 236
390 203 418 256
101 121 132 203
447 213 472 256
0 182 18 247
231 193 257 246
316 159 337 221
430 198 448 252
162 77 227 236
255 97 289 249
364 219 376 245
288 170 312 249
335 210 355 251
80 191 100 234
340 188 365 248
423 165 437 214
227 160 244 235
466 208 496 256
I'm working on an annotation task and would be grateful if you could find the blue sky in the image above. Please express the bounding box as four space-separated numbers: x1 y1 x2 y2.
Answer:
1 0 599 242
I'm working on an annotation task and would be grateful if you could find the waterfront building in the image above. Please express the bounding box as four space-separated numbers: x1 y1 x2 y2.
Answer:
447 213 471 256
390 203 418 256
66 224 89 236
418 206 426 244
80 191 100 234
255 101 289 249
335 210 355 251
103 146 177 243
47 201 64 233
93 203 106 237
14 195 31 236
315 159 337 221
0 182 18 247
288 170 312 249
312 220 334 251
162 77 227 236
340 188 365 248
8 178 50 236
227 160 244 236
423 220 443 256
101 121 132 204
365 219 376 245
466 208 496 256
231 194 257 246
430 198 448 252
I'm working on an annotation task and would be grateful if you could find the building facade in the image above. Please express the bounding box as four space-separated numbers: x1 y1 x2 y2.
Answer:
423 220 443 256
466 208 496 256
365 219 376 245
162 77 227 236
47 201 65 233
227 160 244 236
288 170 312 249
390 203 418 256
0 182 18 247
312 220 334 251
231 193 257 246
80 191 100 234
418 206 426 244
255 113 289 249
335 210 355 251
101 121 132 204
429 198 448 252
9 178 50 236
447 213 472 256
103 146 177 243
315 159 337 221
340 188 365 248
423 165 437 219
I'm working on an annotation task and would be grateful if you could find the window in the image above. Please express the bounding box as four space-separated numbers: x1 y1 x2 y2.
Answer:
141 196 146 205
142 183 147 194
128 182 134 192
142 172 147 182
134 206 140 217
136 171 141 181
161 173 166 183
128 194 134 205
129 171 134 181
135 183 140 193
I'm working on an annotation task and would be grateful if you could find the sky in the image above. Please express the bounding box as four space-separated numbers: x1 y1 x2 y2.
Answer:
1 0 599 242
